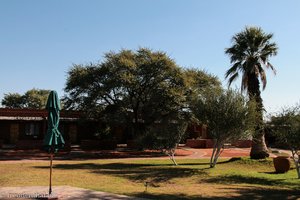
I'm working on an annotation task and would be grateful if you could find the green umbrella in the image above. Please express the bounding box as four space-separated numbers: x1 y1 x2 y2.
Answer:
43 90 65 197
43 91 65 152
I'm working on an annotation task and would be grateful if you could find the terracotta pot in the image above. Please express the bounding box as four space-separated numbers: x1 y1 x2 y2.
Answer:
273 156 291 173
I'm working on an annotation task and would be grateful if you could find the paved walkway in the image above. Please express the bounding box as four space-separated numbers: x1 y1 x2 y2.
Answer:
0 186 146 200
0 147 290 163
181 147 251 158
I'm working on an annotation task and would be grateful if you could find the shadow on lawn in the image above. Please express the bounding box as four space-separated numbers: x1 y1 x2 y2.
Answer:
132 186 300 200
35 162 208 184
202 174 299 189
33 162 300 199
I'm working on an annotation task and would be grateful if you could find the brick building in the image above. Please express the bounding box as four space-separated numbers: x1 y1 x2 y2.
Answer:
0 108 213 149
0 108 84 148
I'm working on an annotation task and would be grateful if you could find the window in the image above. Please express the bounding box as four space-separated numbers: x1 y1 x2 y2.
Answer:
25 123 40 136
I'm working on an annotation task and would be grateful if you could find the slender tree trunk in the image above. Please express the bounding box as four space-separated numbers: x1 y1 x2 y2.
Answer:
210 140 223 168
291 150 300 179
170 150 178 166
210 140 217 168
166 148 178 166
296 165 300 179
213 146 222 167
133 109 139 136
295 160 300 179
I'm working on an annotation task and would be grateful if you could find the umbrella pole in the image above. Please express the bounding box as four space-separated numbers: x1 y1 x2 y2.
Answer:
49 153 53 196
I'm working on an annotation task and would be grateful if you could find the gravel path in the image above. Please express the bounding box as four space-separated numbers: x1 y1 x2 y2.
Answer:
0 186 147 200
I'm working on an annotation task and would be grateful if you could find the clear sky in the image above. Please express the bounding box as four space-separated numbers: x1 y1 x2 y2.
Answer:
0 0 299 114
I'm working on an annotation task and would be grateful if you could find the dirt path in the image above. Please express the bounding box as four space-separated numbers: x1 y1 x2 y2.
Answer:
0 147 256 163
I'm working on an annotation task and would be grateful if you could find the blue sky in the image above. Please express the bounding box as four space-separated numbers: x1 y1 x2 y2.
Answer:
0 0 299 114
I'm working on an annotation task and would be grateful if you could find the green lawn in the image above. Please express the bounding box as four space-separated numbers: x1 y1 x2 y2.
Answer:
0 158 299 199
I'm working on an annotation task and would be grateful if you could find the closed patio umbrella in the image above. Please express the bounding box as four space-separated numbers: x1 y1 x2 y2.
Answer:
43 91 65 198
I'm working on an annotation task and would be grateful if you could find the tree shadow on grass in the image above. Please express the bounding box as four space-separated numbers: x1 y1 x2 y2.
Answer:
202 174 299 189
132 186 300 200
35 162 208 184
32 162 300 199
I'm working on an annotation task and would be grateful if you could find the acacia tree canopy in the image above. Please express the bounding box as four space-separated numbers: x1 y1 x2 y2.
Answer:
64 48 221 139
64 48 189 136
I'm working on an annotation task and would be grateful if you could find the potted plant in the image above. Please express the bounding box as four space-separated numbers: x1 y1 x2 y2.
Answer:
273 154 291 173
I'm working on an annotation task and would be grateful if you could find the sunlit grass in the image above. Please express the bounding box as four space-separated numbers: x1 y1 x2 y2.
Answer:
0 158 299 199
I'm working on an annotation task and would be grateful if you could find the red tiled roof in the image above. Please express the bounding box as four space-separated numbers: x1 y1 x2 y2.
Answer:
0 108 81 119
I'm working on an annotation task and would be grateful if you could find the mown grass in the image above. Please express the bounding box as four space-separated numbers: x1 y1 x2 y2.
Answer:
0 157 299 199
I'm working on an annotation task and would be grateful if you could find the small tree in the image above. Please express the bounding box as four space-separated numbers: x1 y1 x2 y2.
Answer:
138 120 188 166
194 89 255 168
269 105 300 178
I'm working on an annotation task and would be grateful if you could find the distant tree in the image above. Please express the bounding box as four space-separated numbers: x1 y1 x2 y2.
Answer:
23 89 50 109
225 26 278 159
1 89 50 109
269 104 300 178
193 89 255 168
64 48 190 138
1 93 25 108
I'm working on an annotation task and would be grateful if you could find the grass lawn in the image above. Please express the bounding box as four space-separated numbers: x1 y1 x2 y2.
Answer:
0 157 299 199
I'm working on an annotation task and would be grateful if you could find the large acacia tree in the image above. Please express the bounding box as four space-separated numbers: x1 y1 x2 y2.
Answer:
64 48 190 137
225 27 278 159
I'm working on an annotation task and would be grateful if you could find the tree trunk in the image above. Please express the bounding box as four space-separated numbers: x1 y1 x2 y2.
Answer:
250 131 269 159
213 145 222 167
210 140 217 168
210 140 223 168
295 161 300 179
291 150 300 179
297 166 300 179
133 109 139 136
248 73 269 159
169 152 178 166
166 148 178 166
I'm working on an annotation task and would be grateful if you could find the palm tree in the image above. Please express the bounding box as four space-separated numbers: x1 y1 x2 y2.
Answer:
225 27 278 159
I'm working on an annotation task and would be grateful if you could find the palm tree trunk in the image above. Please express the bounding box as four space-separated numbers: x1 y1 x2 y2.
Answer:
248 74 269 159
250 130 269 159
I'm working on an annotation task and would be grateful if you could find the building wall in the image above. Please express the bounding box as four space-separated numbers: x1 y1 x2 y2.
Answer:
0 120 80 145
0 121 10 143
186 124 208 139
10 123 19 144
68 124 77 143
